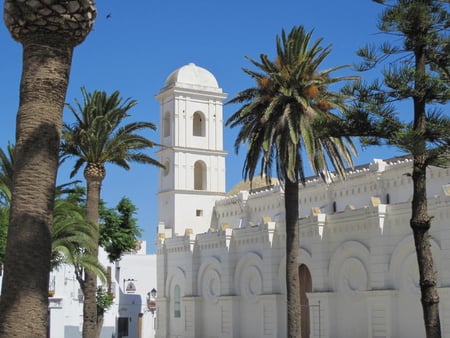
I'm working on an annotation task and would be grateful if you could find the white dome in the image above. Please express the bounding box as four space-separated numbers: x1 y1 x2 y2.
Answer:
165 63 219 89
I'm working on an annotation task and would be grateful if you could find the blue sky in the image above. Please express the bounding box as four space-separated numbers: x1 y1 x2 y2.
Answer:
0 1 431 253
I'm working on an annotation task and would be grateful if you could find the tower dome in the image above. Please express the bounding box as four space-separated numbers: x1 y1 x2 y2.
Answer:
164 63 219 90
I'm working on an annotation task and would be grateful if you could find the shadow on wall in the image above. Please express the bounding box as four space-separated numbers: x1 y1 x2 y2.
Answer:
117 284 143 338
64 325 114 338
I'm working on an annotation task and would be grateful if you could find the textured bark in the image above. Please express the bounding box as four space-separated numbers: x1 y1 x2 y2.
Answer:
285 179 301 338
411 160 441 337
411 37 441 338
1 2 96 336
82 173 102 338
0 40 71 338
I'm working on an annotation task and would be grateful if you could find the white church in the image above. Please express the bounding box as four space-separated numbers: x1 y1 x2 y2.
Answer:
4 63 448 338
154 63 450 338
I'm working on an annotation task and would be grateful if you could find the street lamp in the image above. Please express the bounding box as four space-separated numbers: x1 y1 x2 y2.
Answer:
147 288 157 315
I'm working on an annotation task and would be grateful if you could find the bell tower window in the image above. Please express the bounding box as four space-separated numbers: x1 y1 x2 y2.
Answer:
194 160 207 190
193 111 205 137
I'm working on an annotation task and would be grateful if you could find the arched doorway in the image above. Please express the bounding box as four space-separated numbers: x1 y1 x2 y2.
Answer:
299 264 312 338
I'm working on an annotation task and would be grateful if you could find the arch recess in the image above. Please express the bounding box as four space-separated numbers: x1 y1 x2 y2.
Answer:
234 252 263 301
193 111 205 137
389 235 442 290
194 160 207 190
198 257 222 302
328 240 370 292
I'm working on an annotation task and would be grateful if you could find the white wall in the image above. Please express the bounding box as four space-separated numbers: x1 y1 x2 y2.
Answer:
157 161 450 338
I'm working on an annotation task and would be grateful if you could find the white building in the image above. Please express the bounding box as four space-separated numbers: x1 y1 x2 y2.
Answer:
46 243 156 338
156 63 450 338
115 244 157 338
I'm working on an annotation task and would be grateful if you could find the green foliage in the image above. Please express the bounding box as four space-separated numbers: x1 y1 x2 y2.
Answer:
51 189 98 271
61 87 163 179
99 197 141 262
96 286 114 316
0 143 14 207
0 144 13 267
337 0 450 168
226 25 357 184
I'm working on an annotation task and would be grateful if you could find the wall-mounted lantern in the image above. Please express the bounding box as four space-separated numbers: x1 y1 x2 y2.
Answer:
147 288 157 315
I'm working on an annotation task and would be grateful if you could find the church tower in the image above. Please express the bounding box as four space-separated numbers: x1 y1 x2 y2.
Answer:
156 63 227 236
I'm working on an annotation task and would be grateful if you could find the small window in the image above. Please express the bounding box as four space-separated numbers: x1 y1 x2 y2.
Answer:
174 285 181 318
196 209 203 217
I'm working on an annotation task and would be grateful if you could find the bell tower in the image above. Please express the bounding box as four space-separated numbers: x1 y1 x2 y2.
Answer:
156 63 227 236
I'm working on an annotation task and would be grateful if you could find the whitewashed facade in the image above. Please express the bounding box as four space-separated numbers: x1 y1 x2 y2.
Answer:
156 64 450 338
38 243 156 338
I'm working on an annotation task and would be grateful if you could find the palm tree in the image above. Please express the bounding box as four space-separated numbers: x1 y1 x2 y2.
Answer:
0 142 106 328
52 185 108 280
51 195 97 271
0 143 99 269
61 87 163 338
0 142 105 274
1 2 96 336
226 26 357 337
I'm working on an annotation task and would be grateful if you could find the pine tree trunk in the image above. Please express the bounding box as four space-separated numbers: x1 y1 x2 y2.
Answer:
411 159 441 337
411 43 441 337
285 178 301 338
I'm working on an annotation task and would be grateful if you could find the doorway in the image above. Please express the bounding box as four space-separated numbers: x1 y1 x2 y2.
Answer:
299 264 312 338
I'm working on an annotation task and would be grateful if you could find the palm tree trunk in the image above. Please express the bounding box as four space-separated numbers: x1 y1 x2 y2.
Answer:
0 42 72 337
285 178 301 338
82 177 102 338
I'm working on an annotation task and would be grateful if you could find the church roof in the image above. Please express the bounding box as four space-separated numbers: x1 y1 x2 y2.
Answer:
227 176 279 196
164 63 219 89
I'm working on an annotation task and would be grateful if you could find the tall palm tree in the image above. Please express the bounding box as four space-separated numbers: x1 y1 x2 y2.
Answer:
61 87 163 338
226 26 357 337
1 2 96 336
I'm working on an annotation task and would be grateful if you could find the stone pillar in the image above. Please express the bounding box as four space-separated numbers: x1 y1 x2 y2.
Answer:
218 296 240 338
155 297 168 338
438 287 450 337
183 296 201 338
307 292 335 338
366 290 397 338
259 294 285 338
